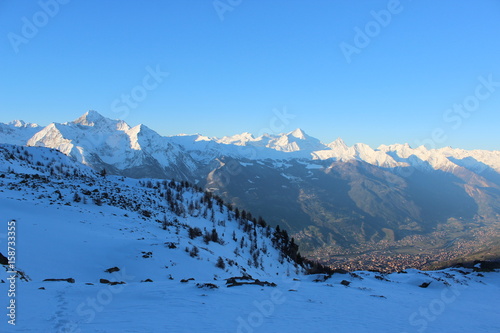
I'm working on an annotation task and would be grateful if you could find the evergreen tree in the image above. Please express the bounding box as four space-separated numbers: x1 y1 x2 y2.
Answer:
203 231 211 244
161 215 169 230
210 228 219 243
73 192 81 203
188 227 202 239
189 246 199 258
215 256 225 269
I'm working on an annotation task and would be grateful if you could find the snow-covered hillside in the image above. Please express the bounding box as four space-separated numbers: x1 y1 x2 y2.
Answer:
0 144 499 332
0 143 303 282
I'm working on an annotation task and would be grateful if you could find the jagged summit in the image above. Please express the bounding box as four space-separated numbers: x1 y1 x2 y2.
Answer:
0 119 42 145
72 110 130 132
8 120 40 128
328 137 348 150
218 132 256 145
73 110 106 126
130 123 156 133
3 111 500 172
288 128 308 140
377 143 413 151
270 128 326 152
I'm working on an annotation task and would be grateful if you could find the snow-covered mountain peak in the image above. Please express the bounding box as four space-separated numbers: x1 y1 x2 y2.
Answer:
264 128 326 153
27 122 74 156
8 119 39 128
218 132 256 146
72 110 130 132
73 110 106 126
2 111 500 174
377 143 413 153
0 120 43 146
127 123 165 149
353 142 376 154
288 128 308 140
170 133 209 142
328 137 348 150
194 134 212 142
129 123 155 135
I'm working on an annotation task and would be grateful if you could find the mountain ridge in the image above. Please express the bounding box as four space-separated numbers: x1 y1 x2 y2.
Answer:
3 110 500 171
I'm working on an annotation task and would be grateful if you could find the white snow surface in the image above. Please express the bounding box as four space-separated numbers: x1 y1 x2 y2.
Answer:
0 143 499 332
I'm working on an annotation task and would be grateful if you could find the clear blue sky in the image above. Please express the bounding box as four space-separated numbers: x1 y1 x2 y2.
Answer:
1 0 499 150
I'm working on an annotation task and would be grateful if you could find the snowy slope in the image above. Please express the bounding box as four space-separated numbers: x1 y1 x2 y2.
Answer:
0 145 500 333
0 143 499 332
1 263 499 332
0 144 302 283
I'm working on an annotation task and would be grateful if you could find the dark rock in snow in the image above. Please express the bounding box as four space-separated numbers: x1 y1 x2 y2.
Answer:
105 267 120 273
225 276 277 287
196 283 219 289
181 278 195 283
43 278 75 283
0 252 9 265
419 282 432 288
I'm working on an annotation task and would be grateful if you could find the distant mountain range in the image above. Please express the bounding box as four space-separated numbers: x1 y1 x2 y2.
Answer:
2 110 500 268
